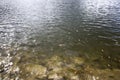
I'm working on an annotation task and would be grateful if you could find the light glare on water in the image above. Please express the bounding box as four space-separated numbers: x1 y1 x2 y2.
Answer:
0 0 120 80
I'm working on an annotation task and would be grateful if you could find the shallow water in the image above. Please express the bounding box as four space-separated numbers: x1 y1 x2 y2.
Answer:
0 0 120 79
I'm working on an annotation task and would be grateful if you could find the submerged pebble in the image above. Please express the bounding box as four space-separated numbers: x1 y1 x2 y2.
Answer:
20 64 47 79
0 63 4 73
48 73 63 80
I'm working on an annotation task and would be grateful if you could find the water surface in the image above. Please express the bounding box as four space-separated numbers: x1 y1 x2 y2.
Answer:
0 0 120 70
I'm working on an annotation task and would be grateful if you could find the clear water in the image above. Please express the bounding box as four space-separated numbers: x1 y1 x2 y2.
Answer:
0 0 120 69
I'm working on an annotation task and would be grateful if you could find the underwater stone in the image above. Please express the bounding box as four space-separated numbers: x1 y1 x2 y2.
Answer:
48 73 63 80
70 75 79 80
72 57 84 65
22 64 47 78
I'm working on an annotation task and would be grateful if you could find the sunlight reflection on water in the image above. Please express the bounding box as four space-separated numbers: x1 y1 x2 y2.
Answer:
0 0 120 68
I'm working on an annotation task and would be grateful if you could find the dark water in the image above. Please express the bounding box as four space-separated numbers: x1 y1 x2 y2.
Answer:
0 0 120 68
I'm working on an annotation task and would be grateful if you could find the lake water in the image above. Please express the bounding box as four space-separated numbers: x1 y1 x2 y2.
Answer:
0 0 120 79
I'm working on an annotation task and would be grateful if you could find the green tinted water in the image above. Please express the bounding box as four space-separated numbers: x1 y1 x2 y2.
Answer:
0 0 120 79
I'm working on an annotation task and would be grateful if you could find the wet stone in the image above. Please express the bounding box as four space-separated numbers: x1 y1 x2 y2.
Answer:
72 57 84 65
0 63 4 73
70 75 79 80
20 64 47 79
48 73 64 80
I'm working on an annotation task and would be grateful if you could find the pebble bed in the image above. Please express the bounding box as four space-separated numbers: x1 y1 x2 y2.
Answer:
0 48 120 80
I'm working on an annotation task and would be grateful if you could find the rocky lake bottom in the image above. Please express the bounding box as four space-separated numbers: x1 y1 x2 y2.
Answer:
0 47 120 80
